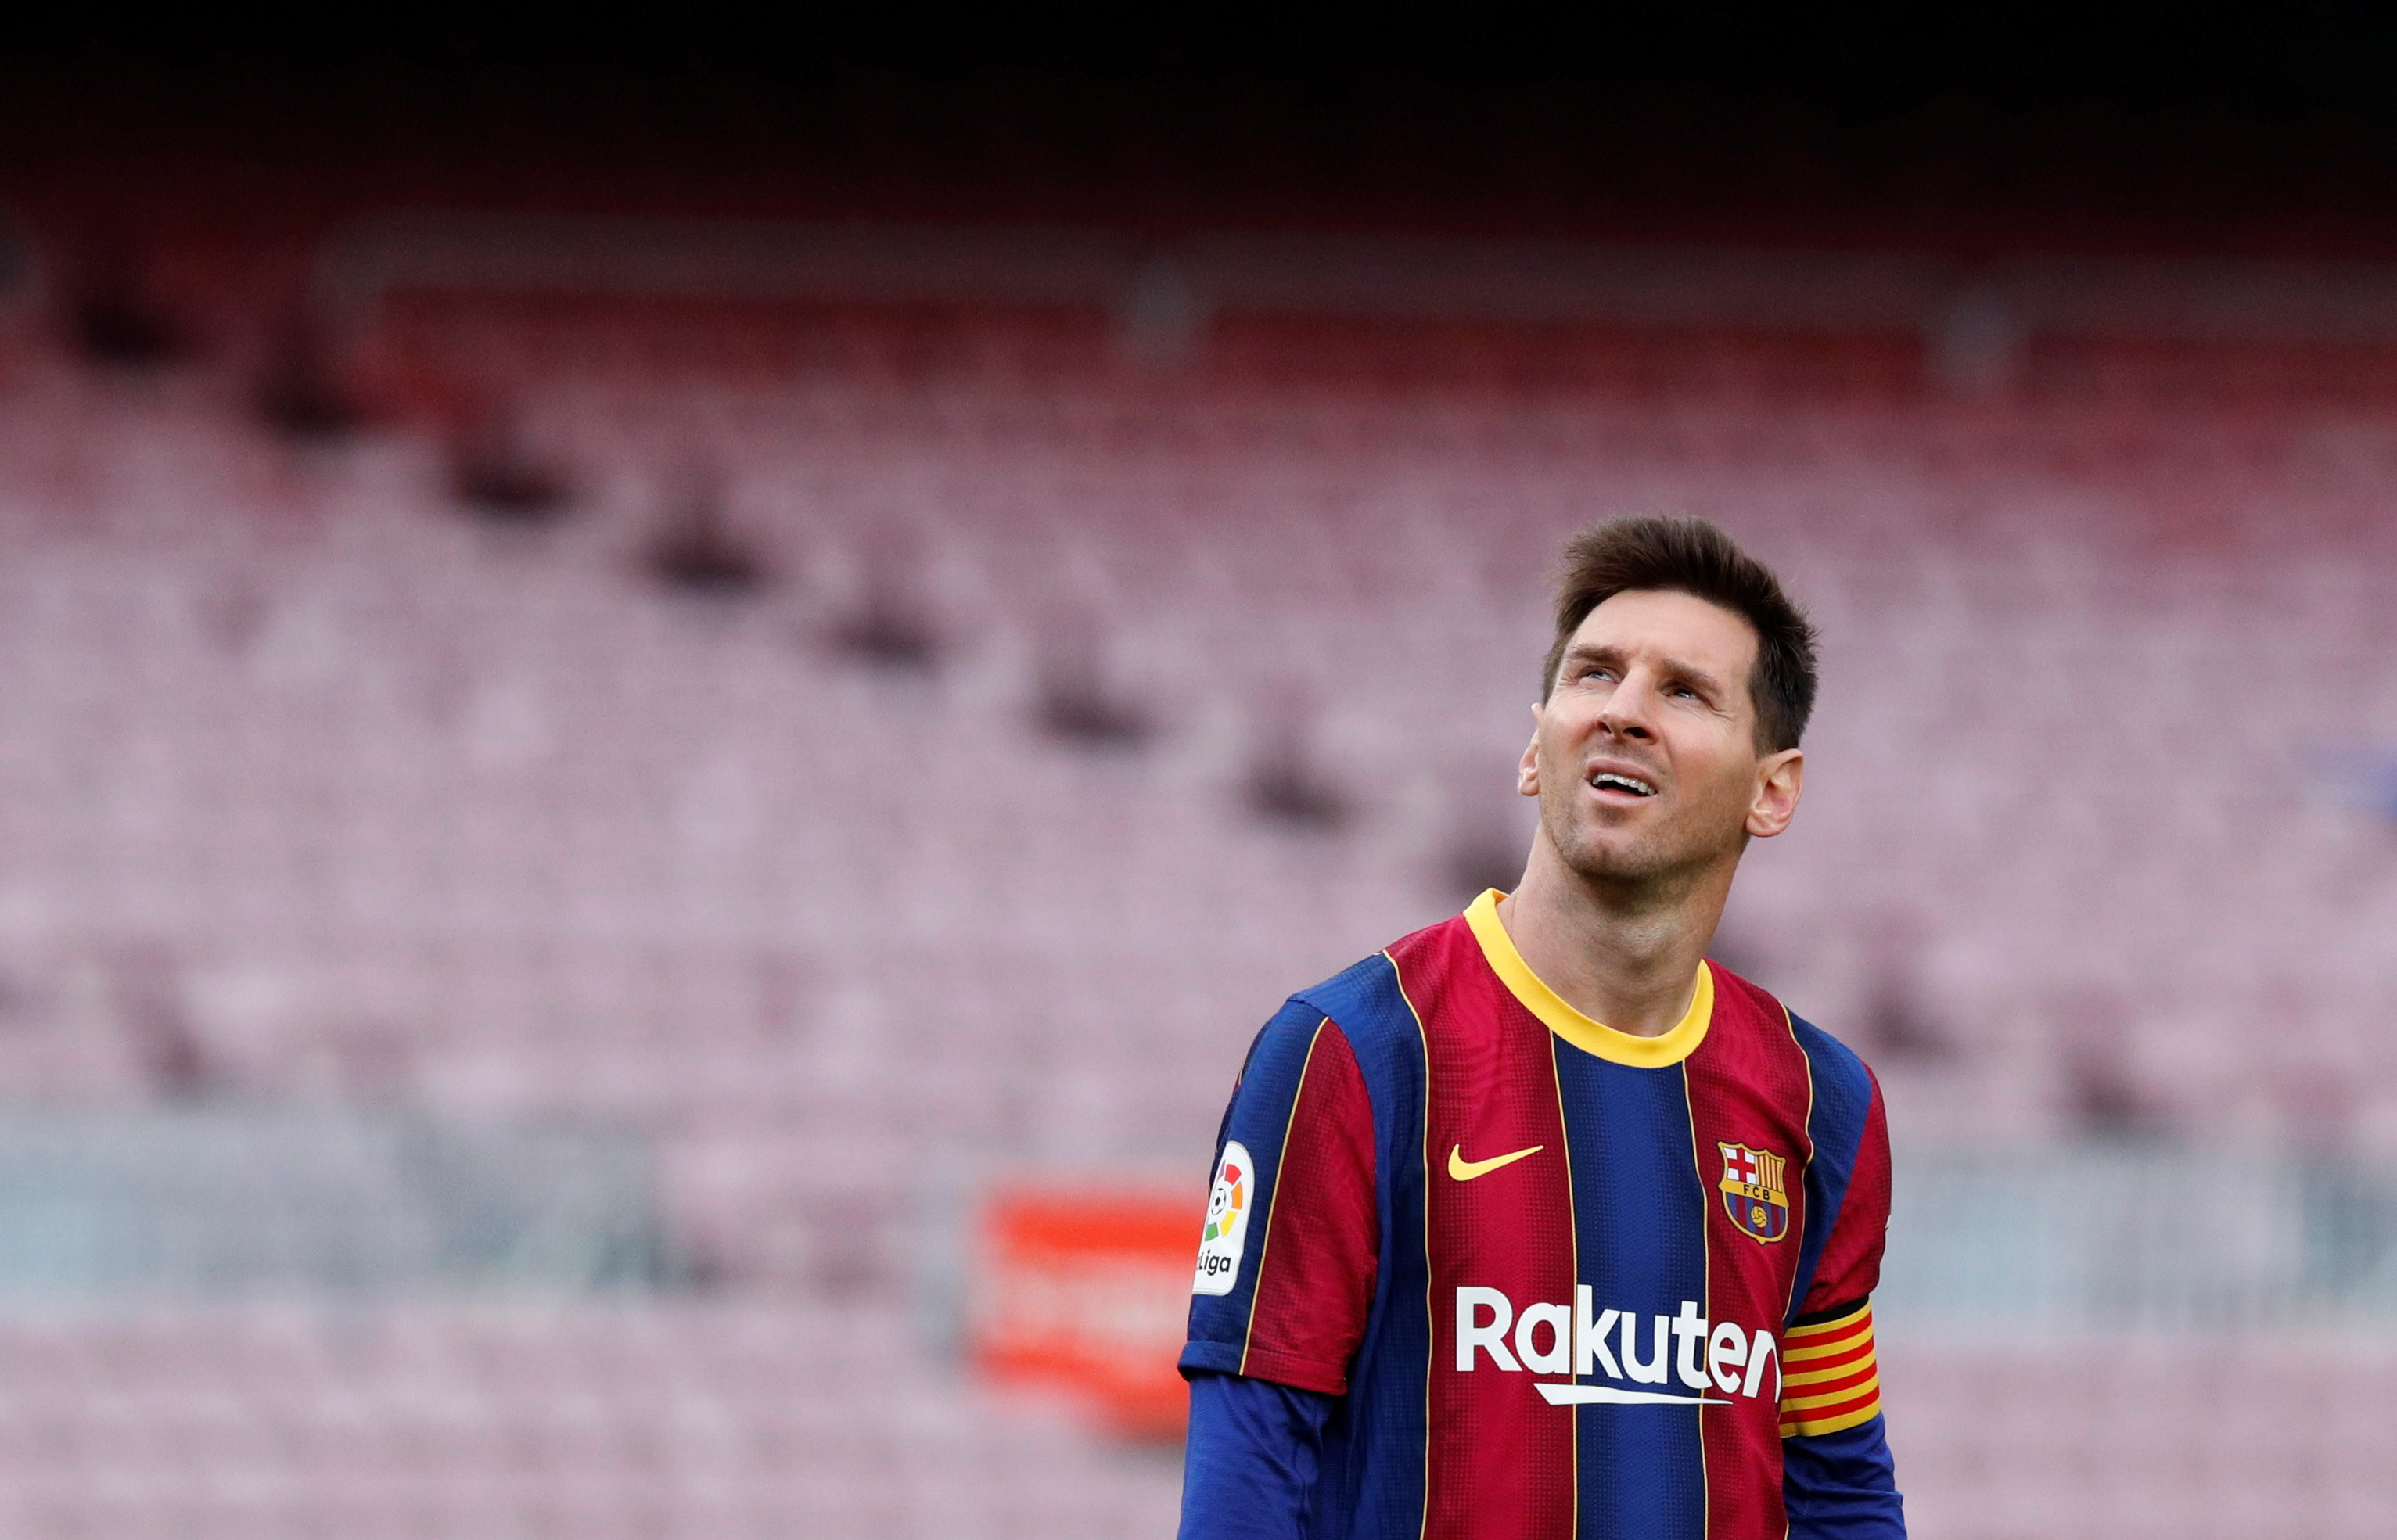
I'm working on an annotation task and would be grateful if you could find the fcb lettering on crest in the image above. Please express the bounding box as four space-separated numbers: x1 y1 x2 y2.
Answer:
1716 1141 1790 1243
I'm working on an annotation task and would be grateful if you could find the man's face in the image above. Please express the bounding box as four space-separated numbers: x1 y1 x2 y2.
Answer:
1521 590 1802 889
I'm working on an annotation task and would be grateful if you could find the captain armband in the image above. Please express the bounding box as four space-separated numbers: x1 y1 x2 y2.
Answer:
1777 1300 1880 1438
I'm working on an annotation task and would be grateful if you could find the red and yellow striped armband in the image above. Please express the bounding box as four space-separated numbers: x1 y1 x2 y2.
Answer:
1778 1300 1881 1438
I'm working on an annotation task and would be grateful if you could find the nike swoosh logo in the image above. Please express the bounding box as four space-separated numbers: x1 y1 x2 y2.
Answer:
1448 1143 1544 1181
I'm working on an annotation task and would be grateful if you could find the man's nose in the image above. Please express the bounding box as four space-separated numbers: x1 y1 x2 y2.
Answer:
1597 670 1661 740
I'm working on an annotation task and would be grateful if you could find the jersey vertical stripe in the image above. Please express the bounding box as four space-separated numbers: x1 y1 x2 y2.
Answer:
1311 950 1436 1540
1417 927 1577 1540
1679 1049 1711 1540
1238 1020 1377 1391
1547 1033 1580 1540
1240 1019 1326 1372
1385 944 1439 1540
1781 1014 1881 1324
1683 971 1820 1538
1553 1046 1708 1540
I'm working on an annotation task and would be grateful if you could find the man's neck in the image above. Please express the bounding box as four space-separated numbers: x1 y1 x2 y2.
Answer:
1495 838 1735 1038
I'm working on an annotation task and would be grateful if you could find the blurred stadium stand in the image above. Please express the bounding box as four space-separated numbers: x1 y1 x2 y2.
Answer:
0 44 2395 1518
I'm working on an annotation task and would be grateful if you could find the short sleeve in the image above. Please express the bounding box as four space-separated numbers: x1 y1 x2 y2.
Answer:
1181 1001 1379 1396
1800 1068 1890 1316
1784 1070 1892 1443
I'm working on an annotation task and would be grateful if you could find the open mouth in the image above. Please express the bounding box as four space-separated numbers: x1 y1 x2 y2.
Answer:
1587 770 1658 798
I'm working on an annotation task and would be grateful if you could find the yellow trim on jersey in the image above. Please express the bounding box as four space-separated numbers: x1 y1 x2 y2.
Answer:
1463 889 1712 1067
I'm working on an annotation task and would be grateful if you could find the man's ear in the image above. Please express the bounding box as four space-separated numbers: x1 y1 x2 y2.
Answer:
1746 748 1803 838
1518 704 1543 797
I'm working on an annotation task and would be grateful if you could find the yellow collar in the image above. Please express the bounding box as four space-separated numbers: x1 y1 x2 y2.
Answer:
1462 889 1712 1068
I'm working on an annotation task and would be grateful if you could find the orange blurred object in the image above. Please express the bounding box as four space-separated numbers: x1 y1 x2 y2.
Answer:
972 1185 1199 1438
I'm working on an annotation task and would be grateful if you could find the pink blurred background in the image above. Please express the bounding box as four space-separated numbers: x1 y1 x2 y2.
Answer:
0 19 2389 1538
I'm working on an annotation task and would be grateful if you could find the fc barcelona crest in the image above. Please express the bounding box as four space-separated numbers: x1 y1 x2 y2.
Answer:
1716 1142 1791 1243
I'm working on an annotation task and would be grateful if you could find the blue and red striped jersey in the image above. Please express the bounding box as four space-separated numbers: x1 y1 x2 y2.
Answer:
1181 891 1896 1540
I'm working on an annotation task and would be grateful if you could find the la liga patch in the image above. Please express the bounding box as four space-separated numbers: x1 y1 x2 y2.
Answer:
1192 1140 1254 1295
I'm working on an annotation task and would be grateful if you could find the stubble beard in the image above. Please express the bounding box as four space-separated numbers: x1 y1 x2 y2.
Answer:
1537 777 1737 912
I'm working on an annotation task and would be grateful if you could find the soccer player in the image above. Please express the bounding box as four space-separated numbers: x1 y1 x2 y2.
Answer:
1178 516 1900 1540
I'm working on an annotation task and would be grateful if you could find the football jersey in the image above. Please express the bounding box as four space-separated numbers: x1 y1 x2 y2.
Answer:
1181 890 1893 1540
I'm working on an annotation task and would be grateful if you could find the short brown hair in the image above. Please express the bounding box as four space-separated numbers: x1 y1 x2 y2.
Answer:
1542 515 1819 753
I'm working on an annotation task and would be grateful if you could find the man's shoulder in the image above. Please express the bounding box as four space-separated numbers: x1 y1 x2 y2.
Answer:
1784 1005 1878 1109
1281 910 1476 1057
1708 962 1878 1090
1789 1013 1874 1088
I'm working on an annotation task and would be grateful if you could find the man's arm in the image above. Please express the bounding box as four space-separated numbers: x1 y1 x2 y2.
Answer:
1780 1300 1903 1538
1180 1000 1378 1391
1782 1071 1904 1537
1177 1000 1380 1540
1784 1406 1903 1538
1177 1371 1337 1540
